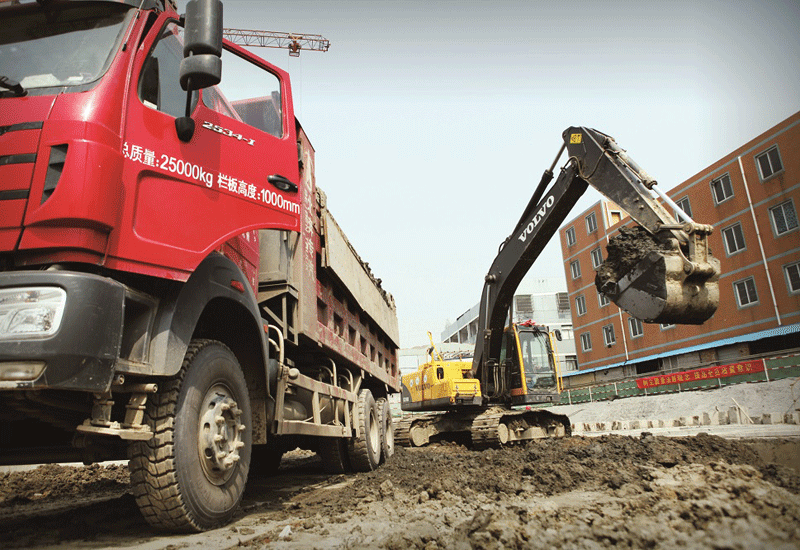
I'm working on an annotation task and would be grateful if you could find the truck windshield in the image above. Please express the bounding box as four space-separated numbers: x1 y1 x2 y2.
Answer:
0 3 132 95
518 330 556 390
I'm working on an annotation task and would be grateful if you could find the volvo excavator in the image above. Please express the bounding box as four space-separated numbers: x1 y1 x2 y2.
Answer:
397 126 721 448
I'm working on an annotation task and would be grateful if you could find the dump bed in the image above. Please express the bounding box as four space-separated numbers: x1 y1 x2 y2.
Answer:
257 125 400 392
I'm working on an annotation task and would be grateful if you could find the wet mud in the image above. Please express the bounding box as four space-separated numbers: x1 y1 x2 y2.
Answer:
1 434 799 549
595 226 672 294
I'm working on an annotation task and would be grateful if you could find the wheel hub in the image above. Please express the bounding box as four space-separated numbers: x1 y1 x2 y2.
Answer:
199 387 245 485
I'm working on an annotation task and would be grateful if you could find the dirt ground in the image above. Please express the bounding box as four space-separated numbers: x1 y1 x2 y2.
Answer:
1 434 799 549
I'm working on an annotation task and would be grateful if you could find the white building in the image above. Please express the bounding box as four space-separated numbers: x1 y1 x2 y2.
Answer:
439 276 578 372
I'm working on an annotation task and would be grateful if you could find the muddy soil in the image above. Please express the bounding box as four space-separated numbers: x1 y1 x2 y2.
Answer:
1 435 799 549
595 226 671 294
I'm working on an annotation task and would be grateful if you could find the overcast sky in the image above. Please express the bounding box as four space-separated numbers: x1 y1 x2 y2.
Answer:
216 0 800 348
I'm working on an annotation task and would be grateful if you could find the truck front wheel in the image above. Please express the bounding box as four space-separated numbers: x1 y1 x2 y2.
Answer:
129 339 252 531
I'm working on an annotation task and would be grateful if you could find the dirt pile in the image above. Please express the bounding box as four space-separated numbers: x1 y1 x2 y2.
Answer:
0 463 128 508
1 435 799 549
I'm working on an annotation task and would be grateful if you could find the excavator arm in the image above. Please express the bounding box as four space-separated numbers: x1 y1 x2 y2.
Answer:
470 126 720 390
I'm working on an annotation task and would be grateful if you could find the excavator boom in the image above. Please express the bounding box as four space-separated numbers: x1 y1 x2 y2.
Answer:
471 127 720 384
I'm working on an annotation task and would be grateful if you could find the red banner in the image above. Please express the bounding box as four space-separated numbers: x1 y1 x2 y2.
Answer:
636 359 765 389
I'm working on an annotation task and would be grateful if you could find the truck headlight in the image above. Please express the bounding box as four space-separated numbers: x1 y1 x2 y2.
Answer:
0 361 46 381
0 287 67 339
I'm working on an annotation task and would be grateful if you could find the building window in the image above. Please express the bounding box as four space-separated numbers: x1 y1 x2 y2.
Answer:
575 295 587 316
674 196 692 220
660 323 675 330
570 260 581 279
580 332 592 352
602 324 616 346
710 173 734 204
785 262 800 294
585 212 598 234
608 210 622 226
598 292 610 307
733 277 759 307
514 294 533 319
769 200 798 236
557 292 570 313
565 227 576 246
722 223 746 256
590 247 603 269
564 356 578 371
756 145 783 180
629 317 644 338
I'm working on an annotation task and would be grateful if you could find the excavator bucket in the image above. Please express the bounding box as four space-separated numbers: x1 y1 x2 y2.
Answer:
596 226 720 325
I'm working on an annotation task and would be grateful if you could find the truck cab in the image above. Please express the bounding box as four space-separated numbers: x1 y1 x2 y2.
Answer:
0 0 300 281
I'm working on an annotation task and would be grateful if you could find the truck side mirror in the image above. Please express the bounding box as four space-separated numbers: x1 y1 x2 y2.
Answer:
176 0 223 142
180 0 223 91
554 330 562 341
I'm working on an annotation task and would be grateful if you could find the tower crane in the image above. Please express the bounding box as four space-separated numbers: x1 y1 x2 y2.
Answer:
223 29 330 56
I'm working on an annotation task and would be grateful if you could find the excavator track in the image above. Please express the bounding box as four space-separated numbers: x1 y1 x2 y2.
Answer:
395 413 443 447
470 408 571 449
396 408 571 449
470 410 507 449
394 416 415 447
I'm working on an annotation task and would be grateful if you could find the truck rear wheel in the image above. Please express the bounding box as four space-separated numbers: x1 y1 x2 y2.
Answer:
376 397 394 462
318 438 351 474
347 389 381 471
128 339 252 532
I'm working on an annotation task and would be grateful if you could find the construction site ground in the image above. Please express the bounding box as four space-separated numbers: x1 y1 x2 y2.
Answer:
555 376 800 437
1 378 798 549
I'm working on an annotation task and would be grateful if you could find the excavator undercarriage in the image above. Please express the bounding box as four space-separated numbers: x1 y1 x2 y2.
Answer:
396 407 571 449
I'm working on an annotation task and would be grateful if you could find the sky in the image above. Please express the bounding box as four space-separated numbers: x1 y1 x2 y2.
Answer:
214 0 800 348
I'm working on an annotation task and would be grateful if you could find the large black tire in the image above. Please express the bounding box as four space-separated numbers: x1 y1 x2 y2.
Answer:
347 389 381 471
317 437 351 474
128 339 252 532
376 397 394 463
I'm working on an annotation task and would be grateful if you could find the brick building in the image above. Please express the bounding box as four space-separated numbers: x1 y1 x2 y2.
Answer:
559 111 800 386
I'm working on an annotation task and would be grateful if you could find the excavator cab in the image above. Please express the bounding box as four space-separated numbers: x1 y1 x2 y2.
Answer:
496 322 562 406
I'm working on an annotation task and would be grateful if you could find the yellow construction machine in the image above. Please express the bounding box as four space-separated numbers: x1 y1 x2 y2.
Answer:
399 322 567 447
398 127 721 448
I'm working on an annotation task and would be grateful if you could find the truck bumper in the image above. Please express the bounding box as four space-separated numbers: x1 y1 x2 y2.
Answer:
0 271 124 392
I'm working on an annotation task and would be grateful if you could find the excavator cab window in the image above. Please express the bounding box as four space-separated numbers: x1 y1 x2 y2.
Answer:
518 330 556 390
501 331 524 391
436 367 444 380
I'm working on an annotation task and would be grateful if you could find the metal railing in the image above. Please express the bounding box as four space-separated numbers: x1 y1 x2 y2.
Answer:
555 348 800 406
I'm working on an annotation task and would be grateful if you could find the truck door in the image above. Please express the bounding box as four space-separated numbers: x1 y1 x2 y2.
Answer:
115 18 301 279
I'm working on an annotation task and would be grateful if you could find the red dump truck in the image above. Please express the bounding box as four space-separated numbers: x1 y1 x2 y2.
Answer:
0 0 399 531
